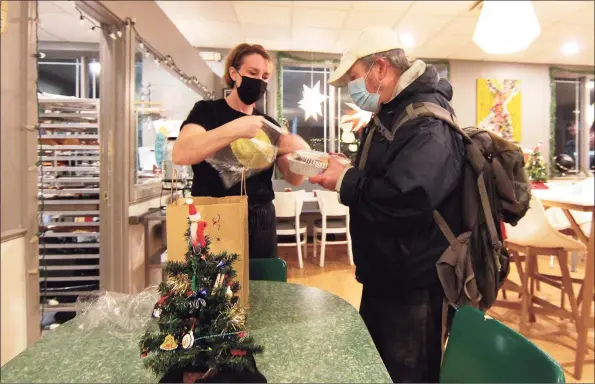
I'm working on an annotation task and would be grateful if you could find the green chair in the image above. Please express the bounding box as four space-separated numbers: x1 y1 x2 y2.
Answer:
249 258 287 282
440 306 565 383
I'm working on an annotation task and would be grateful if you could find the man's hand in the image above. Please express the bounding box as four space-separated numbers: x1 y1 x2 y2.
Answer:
309 155 350 191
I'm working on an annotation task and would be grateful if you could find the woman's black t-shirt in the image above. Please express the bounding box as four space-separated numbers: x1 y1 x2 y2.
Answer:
180 99 279 205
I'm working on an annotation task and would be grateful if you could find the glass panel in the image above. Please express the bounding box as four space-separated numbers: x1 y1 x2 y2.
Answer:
38 59 79 97
134 42 200 185
282 65 331 152
553 80 580 173
88 60 100 99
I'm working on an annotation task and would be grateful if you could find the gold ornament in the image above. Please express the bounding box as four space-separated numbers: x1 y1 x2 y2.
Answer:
230 129 275 169
167 274 190 295
160 334 178 351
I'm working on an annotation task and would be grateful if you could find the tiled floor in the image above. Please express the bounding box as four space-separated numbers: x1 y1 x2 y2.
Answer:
279 245 595 383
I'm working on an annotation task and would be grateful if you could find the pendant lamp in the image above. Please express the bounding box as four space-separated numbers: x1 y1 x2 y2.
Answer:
473 1 541 55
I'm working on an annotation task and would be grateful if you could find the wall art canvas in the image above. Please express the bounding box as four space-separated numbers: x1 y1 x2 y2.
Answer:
476 79 522 142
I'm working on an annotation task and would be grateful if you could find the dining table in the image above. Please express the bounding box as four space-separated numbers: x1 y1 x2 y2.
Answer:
533 185 595 379
0 281 390 383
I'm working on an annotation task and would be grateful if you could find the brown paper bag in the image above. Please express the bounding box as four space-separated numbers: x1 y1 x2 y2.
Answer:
166 195 250 305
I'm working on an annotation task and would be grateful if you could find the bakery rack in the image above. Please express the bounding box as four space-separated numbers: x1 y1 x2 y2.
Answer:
37 97 100 327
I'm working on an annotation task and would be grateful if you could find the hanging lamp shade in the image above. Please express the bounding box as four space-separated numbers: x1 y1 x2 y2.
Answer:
473 1 541 55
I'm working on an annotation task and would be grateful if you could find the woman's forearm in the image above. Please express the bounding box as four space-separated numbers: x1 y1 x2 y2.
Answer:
172 123 238 165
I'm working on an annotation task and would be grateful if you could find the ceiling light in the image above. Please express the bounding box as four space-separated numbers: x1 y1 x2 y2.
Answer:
199 51 222 62
473 1 540 54
89 61 101 75
399 32 414 48
560 41 580 56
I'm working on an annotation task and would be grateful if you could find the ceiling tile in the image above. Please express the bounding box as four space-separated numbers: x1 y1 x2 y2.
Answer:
565 2 595 26
232 3 291 25
439 15 479 37
175 20 243 48
157 1 238 23
394 13 455 48
294 1 352 10
351 1 412 12
241 24 291 41
533 1 591 26
293 7 347 29
343 11 404 30
291 27 339 53
232 1 292 6
396 12 455 33
407 0 474 16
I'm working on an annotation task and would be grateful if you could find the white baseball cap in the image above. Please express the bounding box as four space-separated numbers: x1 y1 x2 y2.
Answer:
328 26 403 88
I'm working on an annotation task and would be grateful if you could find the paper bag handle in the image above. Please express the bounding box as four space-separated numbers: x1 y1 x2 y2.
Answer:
170 168 179 202
240 167 246 196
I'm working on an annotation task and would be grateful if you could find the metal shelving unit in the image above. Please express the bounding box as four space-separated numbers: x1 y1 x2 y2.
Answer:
38 97 100 328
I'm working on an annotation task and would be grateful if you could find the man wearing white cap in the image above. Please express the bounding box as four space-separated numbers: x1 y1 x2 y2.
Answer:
310 27 465 382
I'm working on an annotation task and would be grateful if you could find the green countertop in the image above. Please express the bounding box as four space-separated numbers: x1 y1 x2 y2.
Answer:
1 281 390 383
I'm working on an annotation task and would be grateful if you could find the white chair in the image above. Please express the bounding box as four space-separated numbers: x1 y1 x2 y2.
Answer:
312 190 353 267
504 194 586 330
273 190 307 269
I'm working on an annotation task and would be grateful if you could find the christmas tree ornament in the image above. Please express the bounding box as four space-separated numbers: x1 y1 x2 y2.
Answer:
231 349 247 357
167 274 190 294
160 334 179 351
152 306 162 318
226 284 233 299
182 320 196 350
186 199 208 250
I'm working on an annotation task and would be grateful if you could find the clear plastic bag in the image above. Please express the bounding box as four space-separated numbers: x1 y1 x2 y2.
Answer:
206 119 283 189
74 287 159 338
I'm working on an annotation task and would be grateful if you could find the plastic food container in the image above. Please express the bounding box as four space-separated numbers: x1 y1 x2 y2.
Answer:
287 150 350 177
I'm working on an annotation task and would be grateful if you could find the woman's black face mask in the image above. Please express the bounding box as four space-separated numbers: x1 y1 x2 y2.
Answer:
233 70 267 105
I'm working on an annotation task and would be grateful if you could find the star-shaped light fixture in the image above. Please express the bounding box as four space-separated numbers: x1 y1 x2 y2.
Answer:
298 81 328 122
340 102 373 132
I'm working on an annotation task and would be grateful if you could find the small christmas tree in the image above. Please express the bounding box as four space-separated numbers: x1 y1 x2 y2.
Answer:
139 199 263 381
526 142 548 183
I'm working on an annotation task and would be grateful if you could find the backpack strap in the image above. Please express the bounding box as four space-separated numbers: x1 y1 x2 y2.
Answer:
393 102 472 144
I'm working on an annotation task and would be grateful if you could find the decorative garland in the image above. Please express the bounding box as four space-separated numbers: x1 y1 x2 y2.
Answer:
549 66 595 175
67 1 216 100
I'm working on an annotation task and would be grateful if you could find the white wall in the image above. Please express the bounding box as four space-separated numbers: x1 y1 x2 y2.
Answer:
1 236 28 366
449 60 552 160
142 57 201 122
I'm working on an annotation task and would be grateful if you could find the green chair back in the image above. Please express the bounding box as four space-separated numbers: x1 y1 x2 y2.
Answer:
249 258 287 282
440 306 565 383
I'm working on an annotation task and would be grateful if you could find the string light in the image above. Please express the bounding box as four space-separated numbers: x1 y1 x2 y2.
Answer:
127 18 215 100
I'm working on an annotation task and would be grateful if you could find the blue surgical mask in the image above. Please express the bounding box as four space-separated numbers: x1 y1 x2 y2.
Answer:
347 64 383 112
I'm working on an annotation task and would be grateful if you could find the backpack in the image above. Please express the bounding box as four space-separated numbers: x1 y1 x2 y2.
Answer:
392 102 531 312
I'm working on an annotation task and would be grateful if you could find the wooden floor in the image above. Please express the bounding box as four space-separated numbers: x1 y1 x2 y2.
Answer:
279 244 595 383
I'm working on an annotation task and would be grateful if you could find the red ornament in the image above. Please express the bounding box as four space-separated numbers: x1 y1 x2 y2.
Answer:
186 290 193 297
231 349 247 357
239 332 246 338
158 295 169 306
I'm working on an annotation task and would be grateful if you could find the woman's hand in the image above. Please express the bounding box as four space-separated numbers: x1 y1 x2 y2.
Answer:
228 116 266 139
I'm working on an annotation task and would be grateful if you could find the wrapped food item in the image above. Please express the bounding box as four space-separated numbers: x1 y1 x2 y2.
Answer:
206 119 283 188
287 150 351 177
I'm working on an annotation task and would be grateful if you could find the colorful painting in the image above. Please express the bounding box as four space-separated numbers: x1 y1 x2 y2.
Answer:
476 79 522 142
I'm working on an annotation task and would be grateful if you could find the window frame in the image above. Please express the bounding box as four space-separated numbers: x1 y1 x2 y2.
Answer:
549 66 595 176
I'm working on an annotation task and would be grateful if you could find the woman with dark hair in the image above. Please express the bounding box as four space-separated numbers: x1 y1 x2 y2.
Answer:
173 43 307 259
